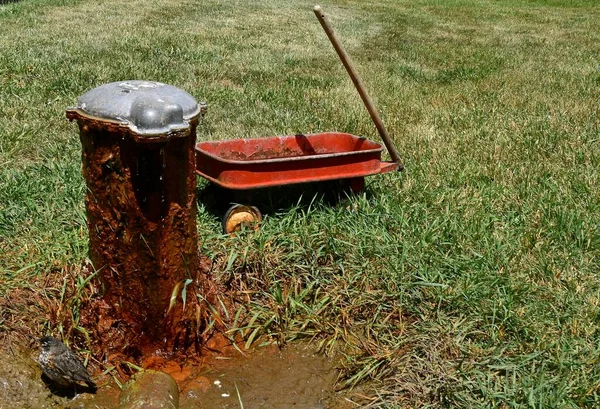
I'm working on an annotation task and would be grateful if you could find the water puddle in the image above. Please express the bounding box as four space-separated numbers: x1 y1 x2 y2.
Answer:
0 341 352 409
180 343 340 409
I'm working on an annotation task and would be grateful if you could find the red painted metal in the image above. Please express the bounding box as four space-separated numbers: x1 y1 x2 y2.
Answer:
195 132 397 190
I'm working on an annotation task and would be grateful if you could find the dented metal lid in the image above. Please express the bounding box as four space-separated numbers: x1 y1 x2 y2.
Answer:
75 80 202 135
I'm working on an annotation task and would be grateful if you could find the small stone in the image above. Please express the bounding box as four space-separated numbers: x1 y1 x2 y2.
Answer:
119 370 179 409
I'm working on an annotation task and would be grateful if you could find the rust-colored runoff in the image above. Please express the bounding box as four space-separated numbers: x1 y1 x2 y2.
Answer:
67 111 203 356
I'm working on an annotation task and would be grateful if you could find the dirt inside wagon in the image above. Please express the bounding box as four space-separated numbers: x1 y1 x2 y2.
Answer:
218 146 307 161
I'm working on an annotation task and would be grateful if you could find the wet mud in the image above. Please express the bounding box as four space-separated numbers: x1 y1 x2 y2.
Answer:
0 345 120 409
180 343 340 409
0 342 353 409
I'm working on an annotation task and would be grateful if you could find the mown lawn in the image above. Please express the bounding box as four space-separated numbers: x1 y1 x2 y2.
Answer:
1 0 599 407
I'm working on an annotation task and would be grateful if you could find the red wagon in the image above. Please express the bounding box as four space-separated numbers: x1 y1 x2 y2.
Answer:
195 132 398 190
195 7 403 233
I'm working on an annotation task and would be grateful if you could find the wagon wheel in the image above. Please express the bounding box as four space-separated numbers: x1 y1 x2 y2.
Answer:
222 204 262 235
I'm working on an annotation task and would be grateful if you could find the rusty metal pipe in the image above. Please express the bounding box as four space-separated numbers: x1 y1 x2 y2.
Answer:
313 5 403 171
67 81 204 354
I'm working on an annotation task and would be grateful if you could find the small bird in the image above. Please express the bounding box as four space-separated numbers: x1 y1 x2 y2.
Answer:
38 336 97 392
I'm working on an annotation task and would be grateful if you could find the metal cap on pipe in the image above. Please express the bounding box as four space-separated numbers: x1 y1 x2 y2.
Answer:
73 80 203 136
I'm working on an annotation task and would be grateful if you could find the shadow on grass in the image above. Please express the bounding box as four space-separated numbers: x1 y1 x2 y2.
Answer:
198 179 372 224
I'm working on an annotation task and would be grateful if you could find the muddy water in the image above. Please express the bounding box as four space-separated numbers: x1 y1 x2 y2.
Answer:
180 343 340 409
0 346 59 408
0 342 353 409
0 345 119 409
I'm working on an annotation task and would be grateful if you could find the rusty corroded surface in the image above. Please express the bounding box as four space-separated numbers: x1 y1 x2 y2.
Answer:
72 110 202 356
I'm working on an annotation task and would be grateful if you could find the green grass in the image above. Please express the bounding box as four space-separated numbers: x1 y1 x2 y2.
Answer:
1 0 599 407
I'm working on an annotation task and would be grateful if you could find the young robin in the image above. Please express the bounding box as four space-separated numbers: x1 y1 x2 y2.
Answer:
38 336 97 392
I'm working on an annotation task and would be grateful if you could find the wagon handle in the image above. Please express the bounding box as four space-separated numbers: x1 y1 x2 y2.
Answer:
313 5 403 171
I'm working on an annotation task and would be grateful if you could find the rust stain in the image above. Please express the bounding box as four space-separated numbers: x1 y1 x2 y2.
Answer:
71 110 217 358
